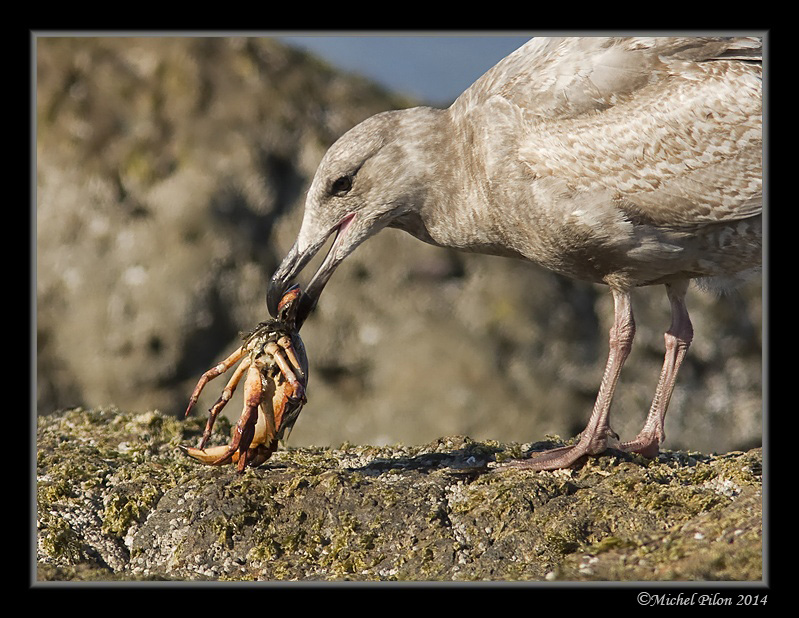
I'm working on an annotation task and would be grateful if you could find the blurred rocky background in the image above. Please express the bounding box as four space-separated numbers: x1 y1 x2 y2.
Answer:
36 36 762 455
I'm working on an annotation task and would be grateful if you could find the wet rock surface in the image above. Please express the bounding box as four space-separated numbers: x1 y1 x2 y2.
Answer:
37 408 762 582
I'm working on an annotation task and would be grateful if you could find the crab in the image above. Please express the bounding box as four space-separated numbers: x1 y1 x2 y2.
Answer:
182 285 309 473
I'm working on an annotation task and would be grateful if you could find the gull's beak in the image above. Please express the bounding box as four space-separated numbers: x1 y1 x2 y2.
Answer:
267 213 357 326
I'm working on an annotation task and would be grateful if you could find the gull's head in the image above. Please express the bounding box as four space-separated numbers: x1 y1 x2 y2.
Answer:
267 107 442 322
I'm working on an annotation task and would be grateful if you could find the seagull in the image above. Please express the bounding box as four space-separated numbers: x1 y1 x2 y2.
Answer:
267 36 762 470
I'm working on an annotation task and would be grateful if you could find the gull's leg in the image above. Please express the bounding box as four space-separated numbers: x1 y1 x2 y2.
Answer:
622 280 693 458
503 288 635 471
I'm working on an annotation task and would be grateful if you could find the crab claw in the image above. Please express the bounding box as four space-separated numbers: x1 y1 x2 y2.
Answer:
180 444 235 466
181 384 279 471
180 441 277 468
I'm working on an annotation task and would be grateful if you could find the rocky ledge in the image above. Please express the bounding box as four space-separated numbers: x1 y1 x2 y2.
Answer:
37 407 762 582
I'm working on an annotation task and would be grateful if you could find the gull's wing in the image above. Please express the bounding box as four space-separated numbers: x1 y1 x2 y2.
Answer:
454 37 762 227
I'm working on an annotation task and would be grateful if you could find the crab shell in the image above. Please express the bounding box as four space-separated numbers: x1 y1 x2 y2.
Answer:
182 286 309 470
186 332 308 468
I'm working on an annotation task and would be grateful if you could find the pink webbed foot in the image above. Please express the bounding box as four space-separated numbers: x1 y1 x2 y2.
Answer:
498 428 620 471
620 432 662 458
500 444 592 471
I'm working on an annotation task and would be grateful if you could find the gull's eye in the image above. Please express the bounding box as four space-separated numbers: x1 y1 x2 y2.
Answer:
330 175 352 195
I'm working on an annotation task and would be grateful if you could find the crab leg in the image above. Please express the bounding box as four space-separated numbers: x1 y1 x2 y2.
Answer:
240 406 279 467
246 443 278 467
260 400 278 445
266 341 306 402
197 356 251 449
210 364 264 472
277 335 306 381
184 346 246 418
182 407 269 467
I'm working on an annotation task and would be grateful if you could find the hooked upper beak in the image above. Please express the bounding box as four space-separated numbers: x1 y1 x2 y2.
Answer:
267 212 357 325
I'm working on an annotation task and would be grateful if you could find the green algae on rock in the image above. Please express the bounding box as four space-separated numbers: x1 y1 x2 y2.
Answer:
37 407 762 582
